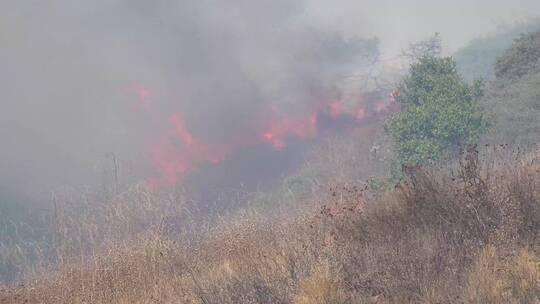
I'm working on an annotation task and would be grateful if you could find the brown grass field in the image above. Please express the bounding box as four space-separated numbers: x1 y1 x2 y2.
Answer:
1 146 539 303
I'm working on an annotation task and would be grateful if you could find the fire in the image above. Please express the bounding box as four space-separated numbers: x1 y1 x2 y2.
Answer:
148 112 231 188
263 132 274 140
148 136 189 188
260 110 318 150
138 86 149 103
261 131 285 150
169 113 195 147
123 83 152 110
126 84 397 190
328 100 343 118
356 108 366 121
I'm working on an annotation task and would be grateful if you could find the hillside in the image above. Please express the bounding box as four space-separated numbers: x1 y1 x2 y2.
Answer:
480 31 540 146
3 12 540 304
1 147 539 303
454 19 540 82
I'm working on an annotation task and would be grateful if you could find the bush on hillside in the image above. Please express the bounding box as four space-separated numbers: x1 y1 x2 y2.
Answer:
481 31 540 147
385 56 487 165
495 31 540 80
454 19 540 82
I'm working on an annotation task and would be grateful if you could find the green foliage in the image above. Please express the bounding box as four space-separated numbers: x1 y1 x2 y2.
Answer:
454 19 540 82
366 176 392 192
481 31 540 147
386 56 487 165
494 31 540 80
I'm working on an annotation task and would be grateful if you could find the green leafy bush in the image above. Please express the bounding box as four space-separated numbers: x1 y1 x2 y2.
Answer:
386 56 487 165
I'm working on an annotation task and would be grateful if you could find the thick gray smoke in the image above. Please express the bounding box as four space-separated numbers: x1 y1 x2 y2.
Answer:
0 0 376 199
1 0 539 202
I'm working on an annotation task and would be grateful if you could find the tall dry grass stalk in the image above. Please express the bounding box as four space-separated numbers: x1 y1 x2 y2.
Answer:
1 146 539 303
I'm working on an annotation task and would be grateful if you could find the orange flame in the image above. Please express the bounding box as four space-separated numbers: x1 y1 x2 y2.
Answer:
125 83 397 190
328 100 343 118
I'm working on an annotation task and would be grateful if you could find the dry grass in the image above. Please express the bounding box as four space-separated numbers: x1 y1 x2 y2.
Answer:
1 146 540 303
466 245 540 303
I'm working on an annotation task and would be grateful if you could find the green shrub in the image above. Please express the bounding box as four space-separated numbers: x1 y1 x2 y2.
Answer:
385 56 488 165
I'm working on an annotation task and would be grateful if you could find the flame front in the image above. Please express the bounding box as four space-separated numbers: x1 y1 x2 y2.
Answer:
126 85 396 190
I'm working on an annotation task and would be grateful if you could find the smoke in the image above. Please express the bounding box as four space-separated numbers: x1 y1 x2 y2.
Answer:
304 0 540 54
0 0 374 196
1 0 539 201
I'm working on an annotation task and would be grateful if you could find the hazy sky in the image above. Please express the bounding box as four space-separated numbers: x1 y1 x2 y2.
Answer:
305 0 540 54
1 0 539 199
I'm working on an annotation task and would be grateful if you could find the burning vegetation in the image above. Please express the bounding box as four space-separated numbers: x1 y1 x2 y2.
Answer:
2 1 540 303
132 86 396 189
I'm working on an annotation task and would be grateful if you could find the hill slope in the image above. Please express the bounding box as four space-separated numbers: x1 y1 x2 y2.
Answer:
454 20 540 82
2 148 539 303
481 31 540 146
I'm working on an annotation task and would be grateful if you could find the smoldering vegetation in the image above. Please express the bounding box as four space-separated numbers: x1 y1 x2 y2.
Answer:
0 0 381 196
0 0 395 283
0 0 387 282
2 1 540 303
